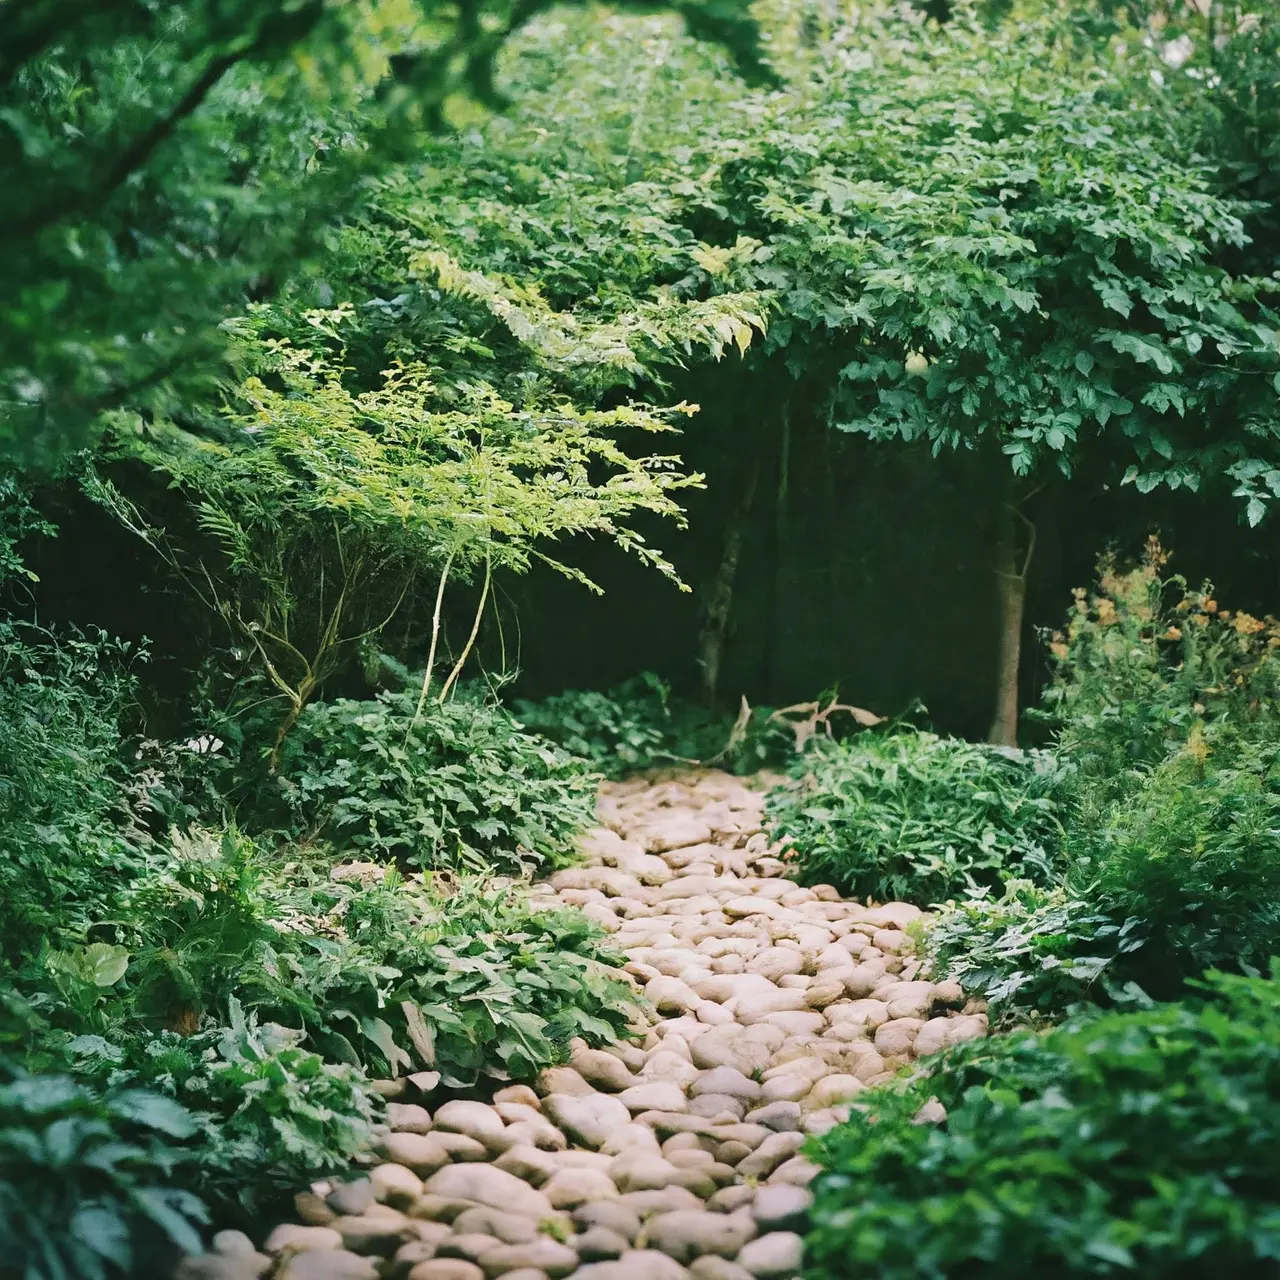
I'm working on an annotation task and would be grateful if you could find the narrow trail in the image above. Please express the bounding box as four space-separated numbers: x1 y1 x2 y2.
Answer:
199 772 988 1280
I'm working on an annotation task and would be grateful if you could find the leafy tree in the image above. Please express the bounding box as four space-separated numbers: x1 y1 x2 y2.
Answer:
89 303 715 757
679 9 1280 740
0 0 766 460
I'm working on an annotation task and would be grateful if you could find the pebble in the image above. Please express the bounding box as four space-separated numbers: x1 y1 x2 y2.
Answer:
194 774 984 1280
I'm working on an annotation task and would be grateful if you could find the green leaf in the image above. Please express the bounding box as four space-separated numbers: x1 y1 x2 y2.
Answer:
83 943 129 988
109 1091 199 1140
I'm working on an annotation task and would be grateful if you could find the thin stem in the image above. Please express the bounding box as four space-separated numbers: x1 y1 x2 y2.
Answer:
408 549 456 738
438 551 492 704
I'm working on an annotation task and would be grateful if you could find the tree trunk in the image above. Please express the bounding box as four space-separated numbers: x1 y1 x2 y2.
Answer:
698 453 760 707
987 500 1035 747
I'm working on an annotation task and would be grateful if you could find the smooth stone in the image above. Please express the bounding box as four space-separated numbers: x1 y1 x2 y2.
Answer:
645 1210 757 1263
433 1101 506 1144
707 1186 755 1214
874 1017 924 1057
407 1262 485 1280
805 1075 863 1110
379 1133 451 1176
536 1066 596 1098
494 1085 542 1109
451 1207 538 1245
619 1081 688 1114
689 1068 760 1102
543 1167 620 1209
476 1238 579 1278
688 1094 746 1121
750 1185 812 1233
543 1092 632 1149
574 1200 642 1242
572 1250 693 1279
264 1225 344 1256
745 1101 801 1132
735 1232 804 1277
573 1048 638 1092
326 1180 375 1217
422 1165 554 1221
387 1104 435 1134
329 1212 411 1254
370 1163 424 1207
689 1259 755 1280
437 1235 503 1263
736 1133 806 1181
277 1252 379 1280
494 1144 559 1186
577 1226 630 1262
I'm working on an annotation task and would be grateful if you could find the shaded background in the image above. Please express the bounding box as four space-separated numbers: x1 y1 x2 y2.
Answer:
20 370 1280 741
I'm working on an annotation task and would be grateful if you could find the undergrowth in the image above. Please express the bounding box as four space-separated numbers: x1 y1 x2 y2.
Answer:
806 966 1280 1278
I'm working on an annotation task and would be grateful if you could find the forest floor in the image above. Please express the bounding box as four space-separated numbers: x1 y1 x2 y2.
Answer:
194 771 988 1280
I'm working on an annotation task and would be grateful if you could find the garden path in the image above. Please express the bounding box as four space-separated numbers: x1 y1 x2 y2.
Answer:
196 771 987 1280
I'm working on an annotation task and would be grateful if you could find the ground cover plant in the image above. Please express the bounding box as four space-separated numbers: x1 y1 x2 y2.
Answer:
805 965 1280 1279
514 673 794 778
259 685 597 874
918 541 1280 1016
768 728 1064 904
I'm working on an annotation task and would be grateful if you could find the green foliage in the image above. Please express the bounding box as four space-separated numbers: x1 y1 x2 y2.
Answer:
0 1064 207 1280
928 543 1280 1010
0 625 152 964
515 673 795 778
288 877 640 1088
805 965 1280 1279
1 0 765 459
1040 537 1280 790
1083 731 1280 995
769 729 1062 902
184 1000 379 1208
925 880 1146 1021
515 675 676 777
263 686 595 874
691 8 1280 509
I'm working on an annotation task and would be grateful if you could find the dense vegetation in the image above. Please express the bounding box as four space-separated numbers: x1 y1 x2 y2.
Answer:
4 0 1280 1275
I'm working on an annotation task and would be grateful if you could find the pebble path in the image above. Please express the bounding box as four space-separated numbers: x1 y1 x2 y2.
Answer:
185 771 988 1280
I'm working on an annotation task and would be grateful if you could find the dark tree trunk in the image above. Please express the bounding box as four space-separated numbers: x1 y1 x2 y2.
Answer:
698 446 761 707
987 496 1036 746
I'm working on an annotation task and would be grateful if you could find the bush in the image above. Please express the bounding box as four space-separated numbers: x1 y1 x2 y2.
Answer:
805 966 1280 1279
284 876 641 1088
263 687 597 874
515 673 795 778
1082 728 1280 996
1040 536 1280 800
0 626 152 963
0 1063 207 1280
924 879 1146 1021
182 1000 380 1210
768 729 1063 902
515 674 675 777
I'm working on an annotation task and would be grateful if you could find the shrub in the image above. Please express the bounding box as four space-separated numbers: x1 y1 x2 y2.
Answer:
263 687 597 874
769 729 1063 903
1040 536 1280 799
0 626 152 963
1081 728 1280 996
515 673 801 778
1032 544 1280 998
515 674 675 777
805 966 1280 1279
182 1000 380 1210
0 1063 207 1280
924 879 1147 1021
286 877 641 1088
